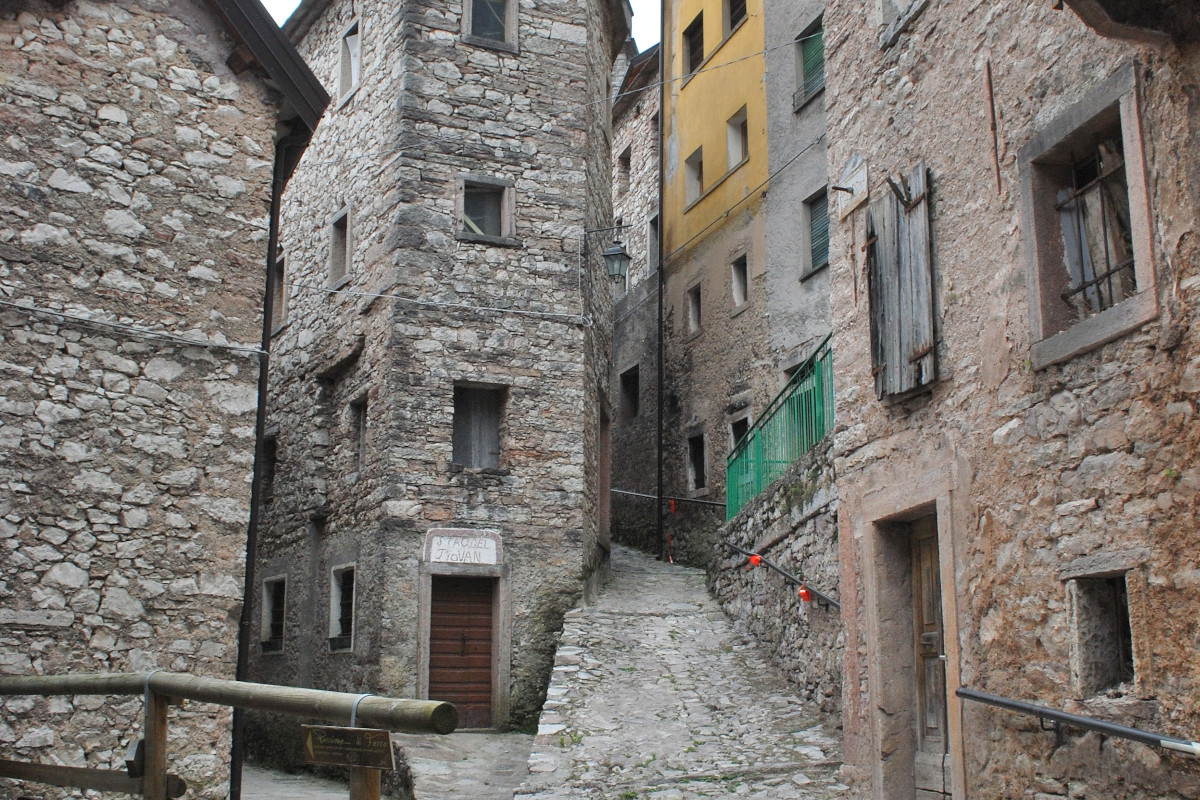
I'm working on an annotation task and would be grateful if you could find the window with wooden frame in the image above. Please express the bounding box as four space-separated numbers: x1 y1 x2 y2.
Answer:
866 162 935 399
1019 65 1156 370
260 576 285 653
683 14 704 75
329 205 351 286
338 21 361 103
793 18 824 111
453 385 505 468
328 565 355 651
465 0 515 49
457 175 517 245
804 189 829 278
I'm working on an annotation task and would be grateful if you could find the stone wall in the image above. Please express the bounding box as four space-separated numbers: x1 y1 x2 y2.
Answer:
710 439 842 717
249 0 625 743
824 2 1200 797
0 1 286 797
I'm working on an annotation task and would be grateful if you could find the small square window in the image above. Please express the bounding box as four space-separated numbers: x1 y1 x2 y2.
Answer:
261 576 285 653
270 251 287 332
725 0 746 33
458 177 516 245
1069 574 1134 695
687 433 707 491
726 106 748 171
805 189 829 276
684 148 704 205
683 14 704 75
329 207 351 286
338 21 361 102
731 255 748 307
453 385 505 468
466 0 515 48
794 19 824 110
329 565 355 651
687 284 702 333
619 365 640 417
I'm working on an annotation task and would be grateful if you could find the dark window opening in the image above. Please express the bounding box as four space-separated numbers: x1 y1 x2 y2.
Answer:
453 386 505 468
463 184 504 237
351 396 367 470
684 14 704 74
620 366 640 417
730 417 749 449
329 567 355 650
687 434 707 490
262 578 285 653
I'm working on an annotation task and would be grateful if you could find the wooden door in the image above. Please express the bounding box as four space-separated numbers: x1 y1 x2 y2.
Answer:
429 576 494 728
912 516 950 798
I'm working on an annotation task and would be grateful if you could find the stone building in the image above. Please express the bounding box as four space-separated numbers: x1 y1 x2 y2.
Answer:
247 0 629 739
609 41 662 555
823 2 1200 798
0 1 323 797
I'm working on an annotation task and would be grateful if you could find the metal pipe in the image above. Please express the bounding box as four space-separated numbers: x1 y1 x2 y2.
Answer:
0 673 457 735
612 488 724 507
721 540 840 610
956 687 1200 757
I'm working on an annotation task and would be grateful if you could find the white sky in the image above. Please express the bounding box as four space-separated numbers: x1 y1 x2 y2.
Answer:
260 0 661 50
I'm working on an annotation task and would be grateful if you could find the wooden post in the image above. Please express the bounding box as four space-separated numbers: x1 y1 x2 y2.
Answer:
348 767 381 800
142 690 169 800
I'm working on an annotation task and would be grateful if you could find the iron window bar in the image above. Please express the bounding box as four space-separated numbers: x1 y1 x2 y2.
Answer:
956 687 1200 758
721 539 840 611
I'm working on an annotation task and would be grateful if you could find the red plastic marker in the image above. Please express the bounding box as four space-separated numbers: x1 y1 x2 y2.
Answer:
798 585 813 603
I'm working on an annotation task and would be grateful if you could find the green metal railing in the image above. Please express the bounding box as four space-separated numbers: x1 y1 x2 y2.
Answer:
726 334 833 520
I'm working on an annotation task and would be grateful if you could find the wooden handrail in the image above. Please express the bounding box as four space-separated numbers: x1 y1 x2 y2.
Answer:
0 672 457 734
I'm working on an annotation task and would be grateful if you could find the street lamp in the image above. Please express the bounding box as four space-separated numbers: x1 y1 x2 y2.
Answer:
601 240 631 283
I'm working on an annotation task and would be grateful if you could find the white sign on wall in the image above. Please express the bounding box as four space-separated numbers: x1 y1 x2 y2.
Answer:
424 528 502 566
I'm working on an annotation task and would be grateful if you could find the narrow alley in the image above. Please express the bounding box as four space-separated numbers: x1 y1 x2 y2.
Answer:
244 545 844 799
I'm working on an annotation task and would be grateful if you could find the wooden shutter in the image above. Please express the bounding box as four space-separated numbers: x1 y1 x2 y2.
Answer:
809 191 829 270
867 162 935 398
801 27 824 99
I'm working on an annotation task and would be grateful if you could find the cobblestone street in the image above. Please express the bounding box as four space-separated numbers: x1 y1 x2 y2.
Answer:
244 545 844 799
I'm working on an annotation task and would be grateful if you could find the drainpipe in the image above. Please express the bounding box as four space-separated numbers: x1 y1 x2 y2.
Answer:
655 38 666 562
229 122 309 800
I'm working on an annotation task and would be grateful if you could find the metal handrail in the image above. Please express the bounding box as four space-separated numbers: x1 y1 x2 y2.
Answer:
721 540 840 610
956 687 1200 757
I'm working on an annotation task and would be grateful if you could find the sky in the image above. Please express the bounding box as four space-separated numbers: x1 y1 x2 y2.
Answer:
261 0 661 50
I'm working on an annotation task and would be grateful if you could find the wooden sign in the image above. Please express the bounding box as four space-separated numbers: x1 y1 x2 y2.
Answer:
301 726 395 770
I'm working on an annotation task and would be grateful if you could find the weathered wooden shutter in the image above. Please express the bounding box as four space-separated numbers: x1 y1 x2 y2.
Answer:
867 162 935 398
809 191 829 269
801 27 824 99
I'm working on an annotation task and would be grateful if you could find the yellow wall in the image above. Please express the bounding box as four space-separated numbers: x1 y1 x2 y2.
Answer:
661 0 767 259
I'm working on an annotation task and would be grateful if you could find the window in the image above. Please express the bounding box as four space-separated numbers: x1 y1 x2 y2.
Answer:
260 433 277 506
329 565 355 651
338 21 361 102
866 162 934 398
453 385 504 468
350 395 367 471
794 19 824 110
726 106 748 171
729 416 749 449
1020 65 1156 369
458 176 516 245
619 365 640 417
686 433 707 491
617 146 632 196
684 148 704 205
683 14 704 75
647 215 660 274
270 250 287 332
805 189 829 277
261 577 285 653
466 0 514 48
686 284 702 333
1069 574 1134 695
725 0 746 34
329 206 350 286
731 255 748 307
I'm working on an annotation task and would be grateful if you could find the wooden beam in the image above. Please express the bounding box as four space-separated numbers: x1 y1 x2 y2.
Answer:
143 692 169 800
0 760 185 798
349 767 382 800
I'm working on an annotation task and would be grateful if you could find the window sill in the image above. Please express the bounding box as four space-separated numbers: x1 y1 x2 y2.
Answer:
793 84 824 114
799 260 828 283
688 487 710 499
329 275 351 292
328 636 353 652
1030 289 1158 370
685 327 703 342
461 34 518 55
683 157 748 214
681 17 748 90
260 640 283 655
335 84 360 111
456 230 522 248
731 302 749 317
271 320 289 338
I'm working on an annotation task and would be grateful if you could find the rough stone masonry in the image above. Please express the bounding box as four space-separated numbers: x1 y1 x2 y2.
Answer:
0 1 299 796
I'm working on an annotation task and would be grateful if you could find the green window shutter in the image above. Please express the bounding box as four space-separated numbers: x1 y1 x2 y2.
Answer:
809 191 829 270
801 27 824 99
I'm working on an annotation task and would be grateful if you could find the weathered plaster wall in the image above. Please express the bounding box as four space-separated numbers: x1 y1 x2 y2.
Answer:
711 439 842 717
0 1 284 797
250 0 623 741
825 2 1200 797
